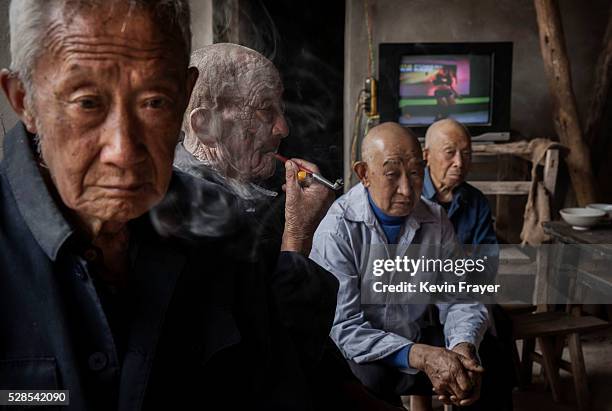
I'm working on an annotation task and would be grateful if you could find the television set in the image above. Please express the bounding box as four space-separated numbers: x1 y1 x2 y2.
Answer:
378 42 513 140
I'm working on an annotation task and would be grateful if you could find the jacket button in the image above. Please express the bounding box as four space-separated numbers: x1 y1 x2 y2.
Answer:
88 352 108 371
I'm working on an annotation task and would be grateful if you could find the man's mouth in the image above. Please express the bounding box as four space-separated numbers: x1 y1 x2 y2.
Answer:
97 183 148 195
392 199 411 207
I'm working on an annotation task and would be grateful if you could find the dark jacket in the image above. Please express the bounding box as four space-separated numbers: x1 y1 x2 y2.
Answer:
0 123 337 410
422 167 498 246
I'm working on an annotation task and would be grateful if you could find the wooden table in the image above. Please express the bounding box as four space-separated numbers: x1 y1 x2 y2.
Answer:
543 220 612 247
542 221 612 303
512 221 612 410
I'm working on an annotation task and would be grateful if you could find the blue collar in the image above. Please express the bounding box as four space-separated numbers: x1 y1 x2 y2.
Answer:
423 167 468 200
423 167 469 217
366 191 405 225
423 167 438 201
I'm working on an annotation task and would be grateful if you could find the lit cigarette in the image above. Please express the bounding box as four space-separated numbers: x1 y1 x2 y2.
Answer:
273 153 344 191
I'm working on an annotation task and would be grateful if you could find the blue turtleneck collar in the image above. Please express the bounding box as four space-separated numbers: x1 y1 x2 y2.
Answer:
367 191 405 243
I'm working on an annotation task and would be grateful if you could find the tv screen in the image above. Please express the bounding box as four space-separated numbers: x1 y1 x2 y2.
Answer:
378 43 512 140
398 54 492 126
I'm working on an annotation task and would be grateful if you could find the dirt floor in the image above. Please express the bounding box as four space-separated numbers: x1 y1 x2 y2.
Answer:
401 327 612 410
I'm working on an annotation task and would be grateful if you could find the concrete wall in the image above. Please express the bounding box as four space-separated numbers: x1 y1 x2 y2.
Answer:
0 0 212 159
190 0 213 50
344 0 610 183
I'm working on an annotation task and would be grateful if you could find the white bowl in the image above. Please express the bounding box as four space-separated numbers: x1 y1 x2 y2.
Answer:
560 208 606 230
587 203 612 219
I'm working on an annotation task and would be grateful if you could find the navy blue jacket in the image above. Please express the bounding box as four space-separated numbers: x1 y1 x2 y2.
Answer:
422 168 498 246
0 123 338 410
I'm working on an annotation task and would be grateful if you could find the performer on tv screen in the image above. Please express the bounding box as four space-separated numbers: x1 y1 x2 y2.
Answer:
432 66 460 121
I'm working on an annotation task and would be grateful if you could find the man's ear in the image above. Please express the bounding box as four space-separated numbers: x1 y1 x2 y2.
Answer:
353 161 370 187
189 107 217 146
0 69 37 133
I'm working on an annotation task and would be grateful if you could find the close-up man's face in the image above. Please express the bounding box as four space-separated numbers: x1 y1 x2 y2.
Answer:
364 135 424 217
25 4 194 225
425 127 472 191
222 66 289 182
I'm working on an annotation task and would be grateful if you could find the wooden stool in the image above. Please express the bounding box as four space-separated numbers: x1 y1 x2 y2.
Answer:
512 309 610 411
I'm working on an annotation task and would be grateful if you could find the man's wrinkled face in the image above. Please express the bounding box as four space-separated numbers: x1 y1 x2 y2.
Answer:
425 128 472 191
222 66 289 182
28 5 193 224
365 136 424 217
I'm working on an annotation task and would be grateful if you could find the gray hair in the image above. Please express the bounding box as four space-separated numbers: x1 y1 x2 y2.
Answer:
424 118 471 148
8 0 191 92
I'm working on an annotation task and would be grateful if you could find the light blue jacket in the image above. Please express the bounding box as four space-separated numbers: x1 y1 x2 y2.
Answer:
310 183 488 373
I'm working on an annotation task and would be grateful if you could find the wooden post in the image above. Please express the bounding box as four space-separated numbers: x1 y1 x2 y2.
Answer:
534 0 597 206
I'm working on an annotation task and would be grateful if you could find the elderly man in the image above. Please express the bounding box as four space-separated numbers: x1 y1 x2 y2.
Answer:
172 43 327 258
311 122 503 409
422 119 496 245
168 43 403 411
0 2 334 410
172 43 337 332
420 118 514 410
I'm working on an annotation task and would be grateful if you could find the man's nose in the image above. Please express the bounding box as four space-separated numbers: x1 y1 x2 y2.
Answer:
272 114 289 139
100 107 147 167
397 172 412 197
453 150 463 169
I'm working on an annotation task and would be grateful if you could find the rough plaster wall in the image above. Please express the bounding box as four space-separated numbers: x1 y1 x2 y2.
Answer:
344 0 610 184
190 0 213 50
0 0 212 159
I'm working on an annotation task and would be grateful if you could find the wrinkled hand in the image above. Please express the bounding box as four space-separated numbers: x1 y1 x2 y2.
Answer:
281 158 334 255
409 343 484 407
443 342 483 406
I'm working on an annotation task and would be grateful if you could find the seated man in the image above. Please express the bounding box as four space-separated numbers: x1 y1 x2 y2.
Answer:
311 122 501 409
0 2 336 410
170 43 338 356
170 43 401 410
415 119 514 409
422 118 496 245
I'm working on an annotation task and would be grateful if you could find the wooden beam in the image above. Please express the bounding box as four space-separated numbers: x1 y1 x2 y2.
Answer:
584 5 612 147
469 181 531 195
534 0 597 206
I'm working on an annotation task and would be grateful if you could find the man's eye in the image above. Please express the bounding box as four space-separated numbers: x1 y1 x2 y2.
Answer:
256 108 273 123
143 98 169 109
75 97 101 110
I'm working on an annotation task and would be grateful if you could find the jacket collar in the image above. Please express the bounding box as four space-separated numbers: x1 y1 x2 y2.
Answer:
1 122 74 261
422 167 469 217
422 167 438 201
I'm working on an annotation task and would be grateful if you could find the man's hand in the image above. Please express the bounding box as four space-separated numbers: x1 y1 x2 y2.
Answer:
443 342 483 406
409 343 484 407
281 159 334 255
